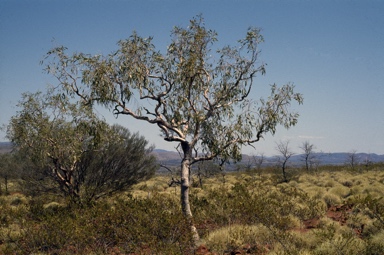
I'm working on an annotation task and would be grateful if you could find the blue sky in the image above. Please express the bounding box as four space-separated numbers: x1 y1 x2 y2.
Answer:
1 0 383 156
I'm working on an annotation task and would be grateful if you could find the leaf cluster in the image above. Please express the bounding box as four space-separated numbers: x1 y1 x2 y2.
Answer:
43 15 303 165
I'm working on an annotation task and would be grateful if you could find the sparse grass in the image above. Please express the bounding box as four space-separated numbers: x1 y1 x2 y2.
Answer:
0 166 383 254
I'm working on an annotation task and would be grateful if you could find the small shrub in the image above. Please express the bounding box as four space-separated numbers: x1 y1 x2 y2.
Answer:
366 229 384 254
205 224 273 253
288 230 321 251
328 185 351 198
341 180 353 187
350 185 364 196
9 194 27 206
7 195 194 254
323 192 342 207
324 179 337 188
314 224 366 255
305 186 326 200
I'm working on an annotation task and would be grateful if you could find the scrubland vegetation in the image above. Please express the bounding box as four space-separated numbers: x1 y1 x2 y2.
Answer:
1 164 384 254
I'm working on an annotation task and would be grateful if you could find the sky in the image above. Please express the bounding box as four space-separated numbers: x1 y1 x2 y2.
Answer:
0 0 383 156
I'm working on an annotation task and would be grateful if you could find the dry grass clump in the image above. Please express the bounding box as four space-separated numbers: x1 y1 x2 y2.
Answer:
322 192 342 207
362 182 384 198
346 210 378 237
349 184 364 196
304 186 326 200
0 196 28 252
221 173 238 185
3 193 28 207
368 229 384 253
285 215 302 229
327 185 351 198
287 230 320 252
313 235 365 255
138 176 170 191
0 223 23 244
377 171 384 182
130 189 151 198
297 174 316 184
267 221 365 255
205 224 273 253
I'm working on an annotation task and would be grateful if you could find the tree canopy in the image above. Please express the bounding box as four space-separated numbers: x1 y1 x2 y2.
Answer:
42 15 303 239
7 91 157 204
44 16 303 164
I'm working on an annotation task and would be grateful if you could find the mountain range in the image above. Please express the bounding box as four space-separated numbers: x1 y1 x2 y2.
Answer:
2 142 383 167
151 149 384 168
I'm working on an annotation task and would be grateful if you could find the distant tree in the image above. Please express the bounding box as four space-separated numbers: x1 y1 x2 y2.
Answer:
195 160 221 189
43 15 303 239
253 152 265 172
275 140 295 182
362 154 373 171
7 91 156 204
299 141 317 171
346 150 360 170
0 153 16 195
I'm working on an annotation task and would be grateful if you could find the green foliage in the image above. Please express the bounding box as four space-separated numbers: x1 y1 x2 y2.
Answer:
78 124 157 204
43 14 303 176
0 153 21 195
7 90 157 204
3 195 194 254
41 15 303 240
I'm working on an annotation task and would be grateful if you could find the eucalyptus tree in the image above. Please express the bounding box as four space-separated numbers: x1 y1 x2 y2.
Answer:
275 140 295 183
300 141 317 171
7 91 156 204
43 16 303 237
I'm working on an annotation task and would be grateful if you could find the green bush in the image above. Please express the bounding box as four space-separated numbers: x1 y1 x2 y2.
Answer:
4 195 194 254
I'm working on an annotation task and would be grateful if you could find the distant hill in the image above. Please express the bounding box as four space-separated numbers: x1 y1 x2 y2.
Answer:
152 149 384 168
289 152 384 165
0 142 13 154
2 143 383 168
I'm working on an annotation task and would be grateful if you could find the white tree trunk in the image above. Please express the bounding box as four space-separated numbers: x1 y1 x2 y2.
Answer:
181 158 192 217
180 142 200 242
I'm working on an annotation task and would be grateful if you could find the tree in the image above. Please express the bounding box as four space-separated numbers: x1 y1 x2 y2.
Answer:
195 160 221 189
346 150 360 170
43 15 303 239
275 140 295 182
299 141 317 171
0 153 17 195
7 91 157 204
79 124 157 203
253 152 265 172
